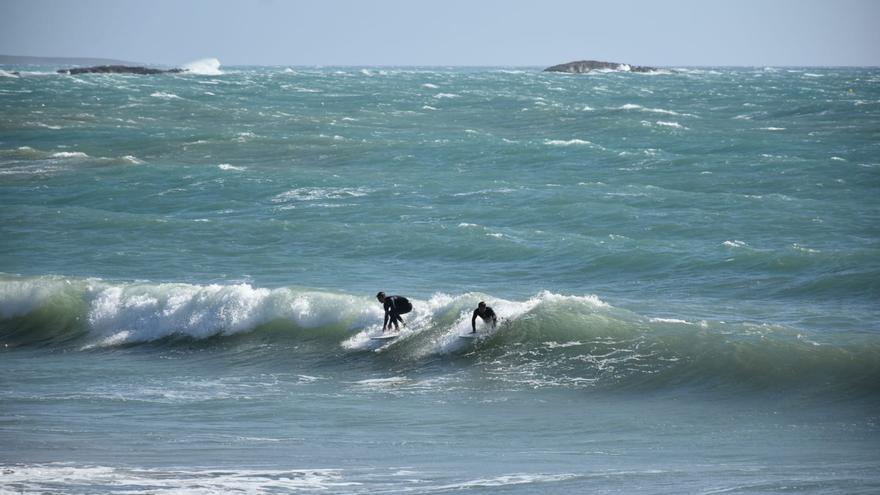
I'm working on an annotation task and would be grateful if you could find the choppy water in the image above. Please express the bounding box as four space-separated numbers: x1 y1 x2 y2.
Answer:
1 63 879 494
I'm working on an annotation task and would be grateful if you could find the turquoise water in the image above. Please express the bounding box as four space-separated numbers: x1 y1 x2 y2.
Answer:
1 65 879 493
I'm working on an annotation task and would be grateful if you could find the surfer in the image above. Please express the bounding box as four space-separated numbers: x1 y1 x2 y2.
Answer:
376 292 412 332
471 301 497 333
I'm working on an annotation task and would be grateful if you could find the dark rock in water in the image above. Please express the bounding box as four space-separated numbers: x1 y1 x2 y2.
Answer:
544 60 658 73
57 65 185 75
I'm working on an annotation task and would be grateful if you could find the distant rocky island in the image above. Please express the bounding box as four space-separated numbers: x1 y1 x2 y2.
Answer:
0 55 187 76
544 60 658 73
57 65 184 75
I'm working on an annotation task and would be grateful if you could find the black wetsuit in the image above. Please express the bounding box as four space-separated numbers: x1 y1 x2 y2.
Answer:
383 296 410 330
472 306 497 332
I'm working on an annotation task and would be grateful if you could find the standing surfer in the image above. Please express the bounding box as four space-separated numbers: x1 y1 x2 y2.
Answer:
376 292 412 332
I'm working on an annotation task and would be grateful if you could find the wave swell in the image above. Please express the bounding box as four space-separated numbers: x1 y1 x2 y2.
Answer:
1 275 878 393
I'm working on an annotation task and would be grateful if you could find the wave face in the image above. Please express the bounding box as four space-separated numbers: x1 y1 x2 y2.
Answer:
3 275 877 394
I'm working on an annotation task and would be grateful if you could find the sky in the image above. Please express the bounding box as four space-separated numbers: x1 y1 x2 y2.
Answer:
1 0 878 67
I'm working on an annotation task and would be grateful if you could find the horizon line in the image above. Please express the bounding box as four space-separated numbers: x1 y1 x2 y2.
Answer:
2 55 878 69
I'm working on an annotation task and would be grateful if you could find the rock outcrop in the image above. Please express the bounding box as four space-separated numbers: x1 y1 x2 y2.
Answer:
57 65 185 75
544 60 658 73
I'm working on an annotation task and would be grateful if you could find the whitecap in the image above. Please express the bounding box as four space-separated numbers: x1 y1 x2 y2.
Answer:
656 121 686 129
723 240 749 248
422 83 439 89
544 139 592 146
434 92 459 99
150 91 182 100
273 187 371 202
218 163 246 171
36 122 62 130
122 155 144 164
792 243 820 253
617 103 697 118
50 151 89 159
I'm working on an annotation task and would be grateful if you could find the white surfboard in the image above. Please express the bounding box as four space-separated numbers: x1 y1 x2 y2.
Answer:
459 333 479 339
371 333 400 341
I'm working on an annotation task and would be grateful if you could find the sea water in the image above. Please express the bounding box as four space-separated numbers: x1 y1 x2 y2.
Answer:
1 64 879 493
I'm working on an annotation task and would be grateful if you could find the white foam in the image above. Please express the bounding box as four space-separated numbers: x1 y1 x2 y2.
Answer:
122 155 145 164
27 121 62 130
422 83 439 89
435 473 579 490
0 69 20 78
181 57 223 75
617 103 697 118
81 282 376 345
218 163 246 171
50 151 89 159
273 187 371 203
723 240 749 248
151 91 182 100
649 317 693 325
433 93 459 99
544 139 592 146
760 127 786 131
655 121 686 129
350 376 410 389
791 243 820 254
0 464 358 493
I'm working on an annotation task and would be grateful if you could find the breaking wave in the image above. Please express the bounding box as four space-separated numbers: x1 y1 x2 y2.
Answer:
1 274 878 393
181 58 223 75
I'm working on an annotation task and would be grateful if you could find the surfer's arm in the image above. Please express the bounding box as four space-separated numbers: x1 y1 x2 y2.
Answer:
471 310 478 331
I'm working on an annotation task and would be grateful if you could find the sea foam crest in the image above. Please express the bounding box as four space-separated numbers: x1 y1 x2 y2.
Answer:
83 281 377 345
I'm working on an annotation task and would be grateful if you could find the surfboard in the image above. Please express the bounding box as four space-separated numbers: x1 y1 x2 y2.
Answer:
459 333 478 339
371 333 399 340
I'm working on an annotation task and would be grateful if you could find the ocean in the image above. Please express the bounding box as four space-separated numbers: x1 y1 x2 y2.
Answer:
1 60 879 494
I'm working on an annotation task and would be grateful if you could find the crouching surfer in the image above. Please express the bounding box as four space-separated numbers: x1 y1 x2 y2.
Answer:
376 292 412 332
471 301 497 333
